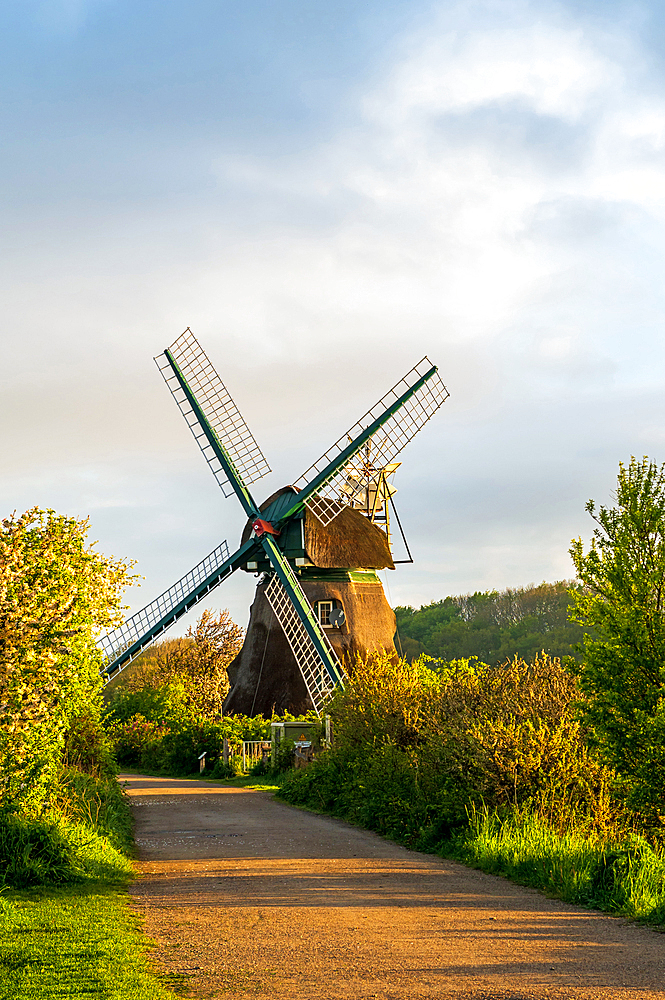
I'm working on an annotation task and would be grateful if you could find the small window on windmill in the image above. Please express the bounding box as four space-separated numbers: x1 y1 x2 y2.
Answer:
318 601 333 626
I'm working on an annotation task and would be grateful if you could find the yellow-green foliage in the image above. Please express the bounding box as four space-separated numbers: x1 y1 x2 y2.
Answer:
280 652 616 838
0 508 136 813
431 654 614 828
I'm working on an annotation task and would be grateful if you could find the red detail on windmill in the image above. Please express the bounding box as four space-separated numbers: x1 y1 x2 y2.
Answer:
252 519 280 537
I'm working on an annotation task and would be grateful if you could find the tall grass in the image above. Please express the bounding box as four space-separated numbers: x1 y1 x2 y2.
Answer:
0 812 131 889
55 768 134 852
0 768 134 889
448 806 665 923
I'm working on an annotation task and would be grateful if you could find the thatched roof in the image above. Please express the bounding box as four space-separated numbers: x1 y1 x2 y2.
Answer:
304 503 393 570
240 486 394 570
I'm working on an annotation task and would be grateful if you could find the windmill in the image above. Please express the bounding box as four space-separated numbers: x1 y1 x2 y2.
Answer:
98 329 449 716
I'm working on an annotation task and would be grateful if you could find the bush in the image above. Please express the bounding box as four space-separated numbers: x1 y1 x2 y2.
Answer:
279 652 619 843
0 773 134 890
273 738 296 774
249 757 270 777
0 814 80 887
155 720 221 776
63 711 116 776
209 760 235 779
106 715 168 768
55 768 134 853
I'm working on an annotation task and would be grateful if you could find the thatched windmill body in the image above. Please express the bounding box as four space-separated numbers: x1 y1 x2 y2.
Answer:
98 330 449 716
225 488 398 715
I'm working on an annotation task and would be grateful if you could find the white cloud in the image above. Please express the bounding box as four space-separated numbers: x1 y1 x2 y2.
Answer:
203 1 665 393
366 20 615 124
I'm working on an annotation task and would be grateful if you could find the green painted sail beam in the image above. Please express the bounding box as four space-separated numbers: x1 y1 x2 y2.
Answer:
275 363 438 527
164 348 260 520
102 537 260 681
260 533 346 691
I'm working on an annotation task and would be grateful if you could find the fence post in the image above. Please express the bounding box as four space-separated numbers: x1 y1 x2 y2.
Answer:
223 738 229 766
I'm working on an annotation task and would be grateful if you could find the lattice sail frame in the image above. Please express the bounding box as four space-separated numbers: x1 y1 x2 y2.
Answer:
293 357 449 526
264 574 343 716
338 443 399 512
155 328 271 498
97 540 230 671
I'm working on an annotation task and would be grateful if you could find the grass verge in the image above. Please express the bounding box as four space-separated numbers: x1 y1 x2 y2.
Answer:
0 884 181 1000
1 771 135 890
0 772 184 997
0 811 134 889
443 806 665 925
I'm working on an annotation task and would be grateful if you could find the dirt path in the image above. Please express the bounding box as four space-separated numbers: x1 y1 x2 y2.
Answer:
124 774 665 1000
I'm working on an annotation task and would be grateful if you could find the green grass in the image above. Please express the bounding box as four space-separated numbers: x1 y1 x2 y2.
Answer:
0 884 181 1000
0 812 134 889
444 806 665 925
0 772 183 997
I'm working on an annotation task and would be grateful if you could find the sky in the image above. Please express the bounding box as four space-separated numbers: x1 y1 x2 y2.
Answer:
3 0 665 631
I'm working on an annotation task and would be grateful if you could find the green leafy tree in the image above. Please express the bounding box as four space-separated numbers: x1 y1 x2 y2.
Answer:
106 608 243 722
570 457 665 823
0 507 136 812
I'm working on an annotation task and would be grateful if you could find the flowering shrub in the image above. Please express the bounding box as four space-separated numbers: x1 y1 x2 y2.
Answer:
0 508 135 812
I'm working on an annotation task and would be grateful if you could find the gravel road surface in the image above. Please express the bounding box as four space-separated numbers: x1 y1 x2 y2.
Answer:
124 774 665 1000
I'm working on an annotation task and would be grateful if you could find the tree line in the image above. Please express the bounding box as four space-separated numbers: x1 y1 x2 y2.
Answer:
395 579 585 664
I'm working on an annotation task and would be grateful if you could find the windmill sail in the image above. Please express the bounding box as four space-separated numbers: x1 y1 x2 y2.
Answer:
292 357 449 526
97 539 255 680
264 573 341 716
156 328 271 501
257 532 346 715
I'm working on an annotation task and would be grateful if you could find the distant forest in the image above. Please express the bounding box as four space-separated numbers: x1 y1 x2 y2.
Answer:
394 580 584 665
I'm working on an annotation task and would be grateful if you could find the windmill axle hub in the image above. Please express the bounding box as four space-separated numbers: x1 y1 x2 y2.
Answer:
252 518 280 538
